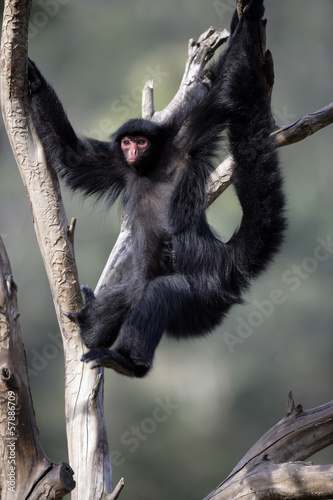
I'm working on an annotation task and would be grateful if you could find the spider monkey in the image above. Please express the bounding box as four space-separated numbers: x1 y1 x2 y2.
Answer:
28 0 286 377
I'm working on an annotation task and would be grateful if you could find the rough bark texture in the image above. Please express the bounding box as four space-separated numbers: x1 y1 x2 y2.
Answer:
0 237 75 498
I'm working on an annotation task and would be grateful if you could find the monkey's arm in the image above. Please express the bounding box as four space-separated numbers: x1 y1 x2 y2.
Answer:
28 59 126 203
222 1 286 289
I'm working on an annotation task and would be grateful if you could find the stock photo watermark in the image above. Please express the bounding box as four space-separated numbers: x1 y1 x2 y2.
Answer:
82 65 169 140
110 397 180 466
212 0 236 22
5 391 17 493
223 235 333 353
29 0 70 39
28 331 63 377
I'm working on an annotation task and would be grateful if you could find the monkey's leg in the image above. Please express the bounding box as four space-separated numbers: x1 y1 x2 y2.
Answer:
81 273 225 377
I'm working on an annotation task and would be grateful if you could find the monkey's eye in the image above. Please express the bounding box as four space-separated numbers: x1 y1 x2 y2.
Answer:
136 137 149 148
121 138 131 148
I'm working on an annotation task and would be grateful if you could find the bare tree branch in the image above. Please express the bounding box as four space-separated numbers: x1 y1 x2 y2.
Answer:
203 394 333 500
274 102 333 147
143 27 229 123
207 155 233 206
206 102 333 202
107 478 125 500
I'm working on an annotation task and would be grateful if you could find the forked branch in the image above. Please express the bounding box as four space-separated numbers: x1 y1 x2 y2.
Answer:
142 26 229 123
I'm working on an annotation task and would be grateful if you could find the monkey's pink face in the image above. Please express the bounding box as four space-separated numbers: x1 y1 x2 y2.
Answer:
121 136 150 166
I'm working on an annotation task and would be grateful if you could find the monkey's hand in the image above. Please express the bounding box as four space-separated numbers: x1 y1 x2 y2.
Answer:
27 58 45 92
64 285 97 343
65 286 121 350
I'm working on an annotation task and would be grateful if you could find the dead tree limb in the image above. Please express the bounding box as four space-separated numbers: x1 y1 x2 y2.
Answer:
0 0 112 497
0 236 75 498
205 101 333 205
274 102 333 147
142 27 229 123
203 393 333 500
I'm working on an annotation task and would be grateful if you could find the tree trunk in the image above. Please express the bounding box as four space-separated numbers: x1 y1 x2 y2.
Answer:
0 236 75 498
1 0 113 497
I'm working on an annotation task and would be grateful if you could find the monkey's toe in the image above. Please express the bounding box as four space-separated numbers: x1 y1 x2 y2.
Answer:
63 311 79 323
81 285 95 303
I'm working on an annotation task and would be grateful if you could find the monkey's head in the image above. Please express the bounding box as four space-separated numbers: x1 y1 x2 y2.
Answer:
120 136 150 167
113 118 163 174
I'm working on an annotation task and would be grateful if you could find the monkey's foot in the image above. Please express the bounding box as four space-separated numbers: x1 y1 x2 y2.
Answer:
81 348 151 378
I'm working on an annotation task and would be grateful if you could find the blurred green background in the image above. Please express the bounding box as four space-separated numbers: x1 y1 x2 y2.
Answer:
1 0 333 498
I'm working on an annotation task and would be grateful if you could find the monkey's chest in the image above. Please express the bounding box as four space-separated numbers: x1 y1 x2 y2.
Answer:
128 186 174 278
127 176 174 226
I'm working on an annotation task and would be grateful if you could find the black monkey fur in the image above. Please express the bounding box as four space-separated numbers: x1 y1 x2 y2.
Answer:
28 0 286 377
